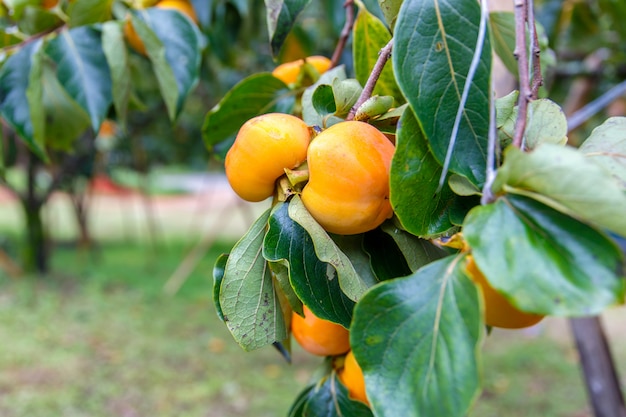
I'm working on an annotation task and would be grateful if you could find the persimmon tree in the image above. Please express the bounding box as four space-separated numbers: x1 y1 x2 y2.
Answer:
205 0 626 416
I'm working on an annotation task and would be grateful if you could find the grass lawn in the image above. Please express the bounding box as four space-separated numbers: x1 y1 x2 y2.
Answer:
0 240 625 416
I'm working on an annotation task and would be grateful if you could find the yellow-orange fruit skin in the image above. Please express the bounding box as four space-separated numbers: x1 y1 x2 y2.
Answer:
225 113 311 202
124 0 197 55
272 56 332 84
42 0 58 9
301 121 395 235
338 350 369 405
466 256 545 329
291 305 350 357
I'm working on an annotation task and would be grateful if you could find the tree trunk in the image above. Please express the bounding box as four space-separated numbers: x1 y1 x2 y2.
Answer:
21 150 48 275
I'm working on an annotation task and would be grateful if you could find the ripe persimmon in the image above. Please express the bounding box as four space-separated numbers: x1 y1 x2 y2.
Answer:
301 121 395 235
272 56 332 85
225 113 311 202
465 256 544 329
338 350 369 405
291 305 350 357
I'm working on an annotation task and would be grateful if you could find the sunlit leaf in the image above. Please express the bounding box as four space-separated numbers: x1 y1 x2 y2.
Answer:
378 0 402 30
464 194 625 316
351 254 482 417
579 116 626 190
67 0 113 26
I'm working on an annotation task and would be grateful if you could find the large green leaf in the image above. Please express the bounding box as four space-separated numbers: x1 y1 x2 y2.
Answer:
219 209 288 351
579 117 626 190
463 194 625 316
351 254 482 417
202 73 295 157
493 144 626 237
45 26 113 132
353 7 402 104
0 40 46 159
380 222 450 272
141 8 202 117
265 0 311 57
101 21 131 129
67 0 113 27
390 108 457 238
363 227 412 280
393 0 491 187
263 201 355 328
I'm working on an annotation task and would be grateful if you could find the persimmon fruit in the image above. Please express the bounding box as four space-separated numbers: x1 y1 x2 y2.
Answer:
465 255 544 329
301 121 395 235
338 350 369 405
291 305 350 357
225 113 311 202
272 56 332 85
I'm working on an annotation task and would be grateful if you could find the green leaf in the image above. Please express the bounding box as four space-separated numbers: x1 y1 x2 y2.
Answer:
289 196 370 302
67 0 113 27
265 0 311 57
0 40 47 159
27 42 45 153
45 26 113 132
295 374 374 417
390 108 457 238
17 6 62 35
353 7 402 104
302 66 347 127
380 221 451 273
378 0 401 30
219 209 288 351
579 117 626 190
351 254 482 417
493 144 626 237
332 234 379 289
263 201 354 328
202 73 295 156
312 84 337 117
498 98 567 149
393 0 492 187
331 78 363 117
141 8 202 117
463 194 625 316
363 227 412 280
101 21 131 130
213 253 228 322
489 11 517 75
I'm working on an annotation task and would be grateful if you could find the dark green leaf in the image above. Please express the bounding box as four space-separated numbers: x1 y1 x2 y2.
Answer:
213 253 228 322
393 0 491 187
288 385 314 417
463 194 625 316
265 0 311 57
0 40 47 159
17 6 62 35
380 221 450 272
332 234 379 289
202 73 295 156
493 144 626 237
45 26 113 132
579 116 626 190
351 254 482 417
312 84 337 117
219 209 287 351
101 21 131 129
299 374 374 417
353 7 402 104
67 0 113 27
390 108 457 238
263 201 355 328
363 227 412 280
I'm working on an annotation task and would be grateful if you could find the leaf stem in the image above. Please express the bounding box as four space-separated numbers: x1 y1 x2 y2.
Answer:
330 0 356 69
346 39 394 121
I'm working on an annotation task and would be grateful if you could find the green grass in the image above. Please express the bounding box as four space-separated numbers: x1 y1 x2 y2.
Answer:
1 241 624 416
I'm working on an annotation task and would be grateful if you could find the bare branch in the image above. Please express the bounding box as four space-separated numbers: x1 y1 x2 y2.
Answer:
346 39 393 121
512 0 530 149
330 0 356 69
567 80 626 132
527 0 543 99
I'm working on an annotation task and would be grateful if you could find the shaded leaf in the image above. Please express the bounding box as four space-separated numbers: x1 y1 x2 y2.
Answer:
579 117 626 189
493 144 626 237
265 0 311 57
219 209 287 351
363 227 412 280
213 253 228 322
393 0 491 187
351 254 482 417
302 66 347 127
390 108 457 238
489 11 517 75
463 194 625 316
296 374 374 417
101 21 131 129
45 26 113 132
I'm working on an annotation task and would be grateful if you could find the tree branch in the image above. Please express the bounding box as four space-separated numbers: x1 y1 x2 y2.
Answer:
567 80 626 132
527 0 543 99
512 0 530 148
346 39 393 121
330 0 356 69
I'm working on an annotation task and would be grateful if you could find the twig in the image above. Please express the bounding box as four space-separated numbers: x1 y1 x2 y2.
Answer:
567 80 626 132
527 0 543 99
0 24 65 54
330 0 356 68
512 0 530 149
346 39 393 121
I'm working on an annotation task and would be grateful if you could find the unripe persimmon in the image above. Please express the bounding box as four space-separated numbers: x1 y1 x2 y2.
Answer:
338 350 369 405
124 0 198 55
291 305 350 356
272 56 332 85
465 256 544 329
301 121 395 235
225 113 311 202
